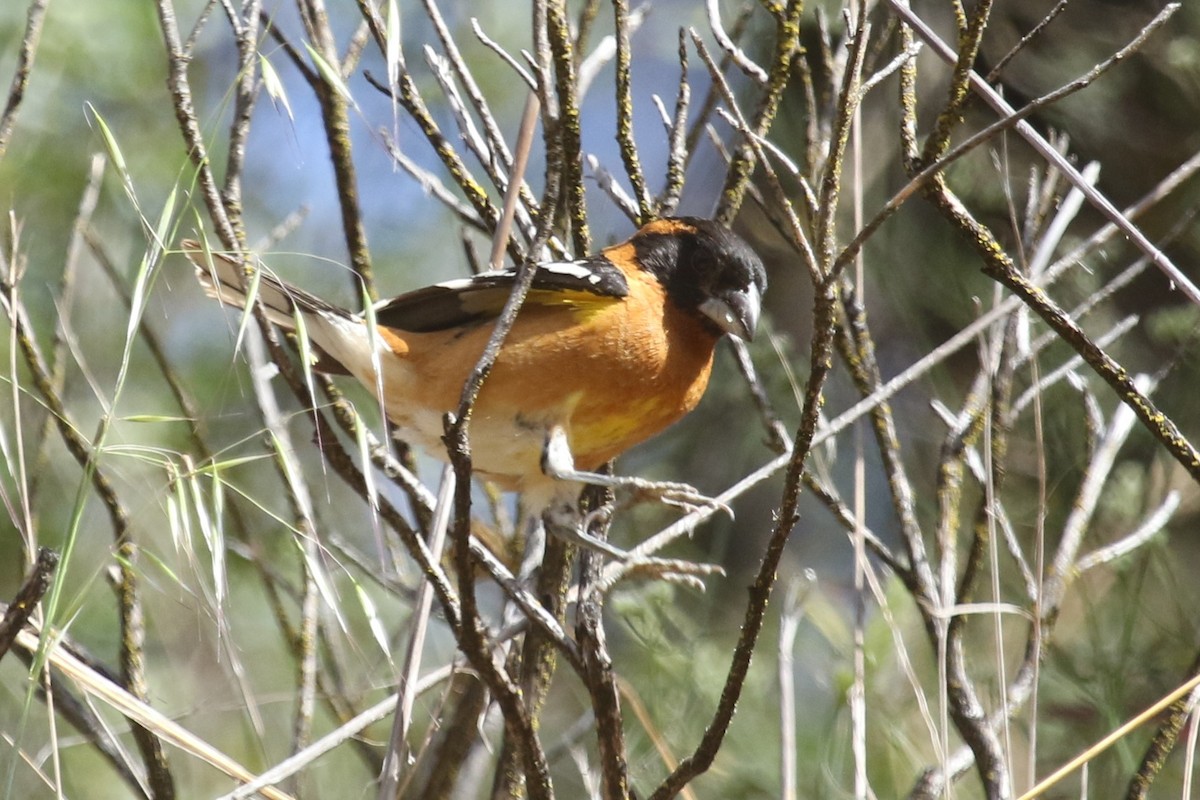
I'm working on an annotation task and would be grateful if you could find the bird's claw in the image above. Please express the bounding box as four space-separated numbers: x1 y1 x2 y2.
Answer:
621 477 732 518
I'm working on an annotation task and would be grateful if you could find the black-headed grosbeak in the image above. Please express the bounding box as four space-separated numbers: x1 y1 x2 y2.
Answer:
183 217 766 551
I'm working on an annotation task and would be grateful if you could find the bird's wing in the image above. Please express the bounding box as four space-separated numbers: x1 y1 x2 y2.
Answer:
372 257 629 333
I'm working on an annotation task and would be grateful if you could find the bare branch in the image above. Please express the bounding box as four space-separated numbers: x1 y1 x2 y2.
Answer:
0 0 48 162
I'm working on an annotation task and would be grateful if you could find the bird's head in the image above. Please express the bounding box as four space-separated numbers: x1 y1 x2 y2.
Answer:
626 217 767 341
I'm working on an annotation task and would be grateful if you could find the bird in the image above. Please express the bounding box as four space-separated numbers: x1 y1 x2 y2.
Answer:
182 217 766 557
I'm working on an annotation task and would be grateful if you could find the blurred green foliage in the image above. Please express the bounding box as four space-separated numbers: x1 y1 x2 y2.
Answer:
1 1 1200 798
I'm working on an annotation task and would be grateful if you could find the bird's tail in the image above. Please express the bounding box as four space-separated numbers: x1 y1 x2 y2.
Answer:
181 240 351 329
181 240 370 376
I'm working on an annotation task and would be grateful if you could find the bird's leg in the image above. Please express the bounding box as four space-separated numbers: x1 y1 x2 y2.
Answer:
541 502 630 561
540 503 726 593
540 426 730 517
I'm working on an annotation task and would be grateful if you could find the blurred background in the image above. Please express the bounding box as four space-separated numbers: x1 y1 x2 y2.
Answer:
2 0 1200 797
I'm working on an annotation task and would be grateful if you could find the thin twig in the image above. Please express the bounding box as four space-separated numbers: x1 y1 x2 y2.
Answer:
220 0 260 248
442 78 557 800
378 466 455 798
297 0 375 300
714 0 802 225
157 0 240 248
888 0 1199 305
1016 669 1200 800
836 3 1180 280
0 0 49 162
0 546 57 663
11 624 297 800
705 0 768 85
611 0 651 221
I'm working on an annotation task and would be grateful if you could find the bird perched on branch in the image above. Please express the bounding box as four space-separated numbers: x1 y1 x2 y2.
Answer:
183 217 766 557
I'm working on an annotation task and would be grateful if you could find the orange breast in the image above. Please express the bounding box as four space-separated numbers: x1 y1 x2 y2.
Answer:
383 266 719 487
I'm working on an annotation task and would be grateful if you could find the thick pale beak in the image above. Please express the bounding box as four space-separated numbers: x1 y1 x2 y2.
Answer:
699 282 762 341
